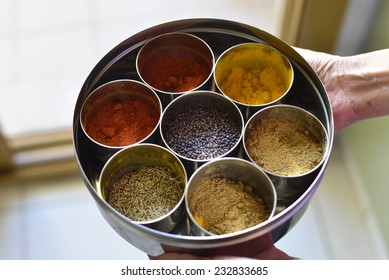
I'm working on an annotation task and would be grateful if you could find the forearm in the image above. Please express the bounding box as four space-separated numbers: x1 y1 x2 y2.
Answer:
339 50 389 122
296 48 389 130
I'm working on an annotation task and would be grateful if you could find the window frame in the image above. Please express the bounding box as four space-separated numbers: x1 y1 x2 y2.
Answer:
0 0 349 185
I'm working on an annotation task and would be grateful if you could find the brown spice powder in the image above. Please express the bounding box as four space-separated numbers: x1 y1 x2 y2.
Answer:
189 177 269 235
245 118 324 176
143 55 210 92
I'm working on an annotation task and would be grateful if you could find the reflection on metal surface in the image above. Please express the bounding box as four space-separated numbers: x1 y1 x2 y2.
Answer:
73 18 334 257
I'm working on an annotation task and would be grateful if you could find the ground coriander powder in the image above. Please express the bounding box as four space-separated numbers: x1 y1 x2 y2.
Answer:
245 118 324 176
189 177 269 235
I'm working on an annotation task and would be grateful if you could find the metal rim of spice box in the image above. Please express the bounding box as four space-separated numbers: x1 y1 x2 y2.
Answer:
72 18 334 256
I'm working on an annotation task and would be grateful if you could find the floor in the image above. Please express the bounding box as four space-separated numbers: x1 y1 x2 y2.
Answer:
0 0 387 260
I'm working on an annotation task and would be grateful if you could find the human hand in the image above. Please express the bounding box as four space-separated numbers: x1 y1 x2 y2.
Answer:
295 48 389 131
149 233 296 260
294 48 355 131
149 244 297 260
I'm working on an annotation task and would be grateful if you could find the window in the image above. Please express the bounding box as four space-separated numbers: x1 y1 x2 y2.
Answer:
0 0 349 183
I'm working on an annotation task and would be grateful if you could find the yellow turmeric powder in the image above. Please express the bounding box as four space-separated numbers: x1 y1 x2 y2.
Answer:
220 66 286 105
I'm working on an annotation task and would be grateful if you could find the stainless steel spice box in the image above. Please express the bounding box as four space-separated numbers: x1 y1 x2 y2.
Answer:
72 19 334 257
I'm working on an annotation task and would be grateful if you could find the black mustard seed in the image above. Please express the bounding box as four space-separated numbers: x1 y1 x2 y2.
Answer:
163 107 240 160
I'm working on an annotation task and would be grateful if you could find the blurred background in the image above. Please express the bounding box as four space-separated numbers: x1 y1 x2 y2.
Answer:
0 0 388 259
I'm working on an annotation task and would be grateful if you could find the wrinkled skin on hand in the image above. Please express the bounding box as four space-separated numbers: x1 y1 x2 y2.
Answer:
295 48 355 131
295 48 389 131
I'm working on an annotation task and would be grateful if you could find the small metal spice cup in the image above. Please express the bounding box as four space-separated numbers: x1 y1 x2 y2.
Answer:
136 32 215 107
243 104 329 200
98 144 187 233
160 91 244 177
214 43 294 120
79 79 162 163
185 157 277 236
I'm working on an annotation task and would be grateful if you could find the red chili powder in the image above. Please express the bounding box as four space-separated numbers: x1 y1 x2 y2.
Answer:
143 54 211 92
84 97 160 147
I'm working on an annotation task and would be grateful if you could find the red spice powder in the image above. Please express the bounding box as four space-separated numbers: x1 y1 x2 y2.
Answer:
84 96 160 147
143 54 211 93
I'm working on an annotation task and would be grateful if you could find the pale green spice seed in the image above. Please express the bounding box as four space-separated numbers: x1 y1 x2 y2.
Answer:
108 166 183 222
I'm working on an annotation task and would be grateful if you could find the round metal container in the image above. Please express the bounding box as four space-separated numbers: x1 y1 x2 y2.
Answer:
136 32 214 107
72 19 334 257
185 157 277 237
99 144 187 233
214 43 294 120
160 90 244 176
79 79 162 163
